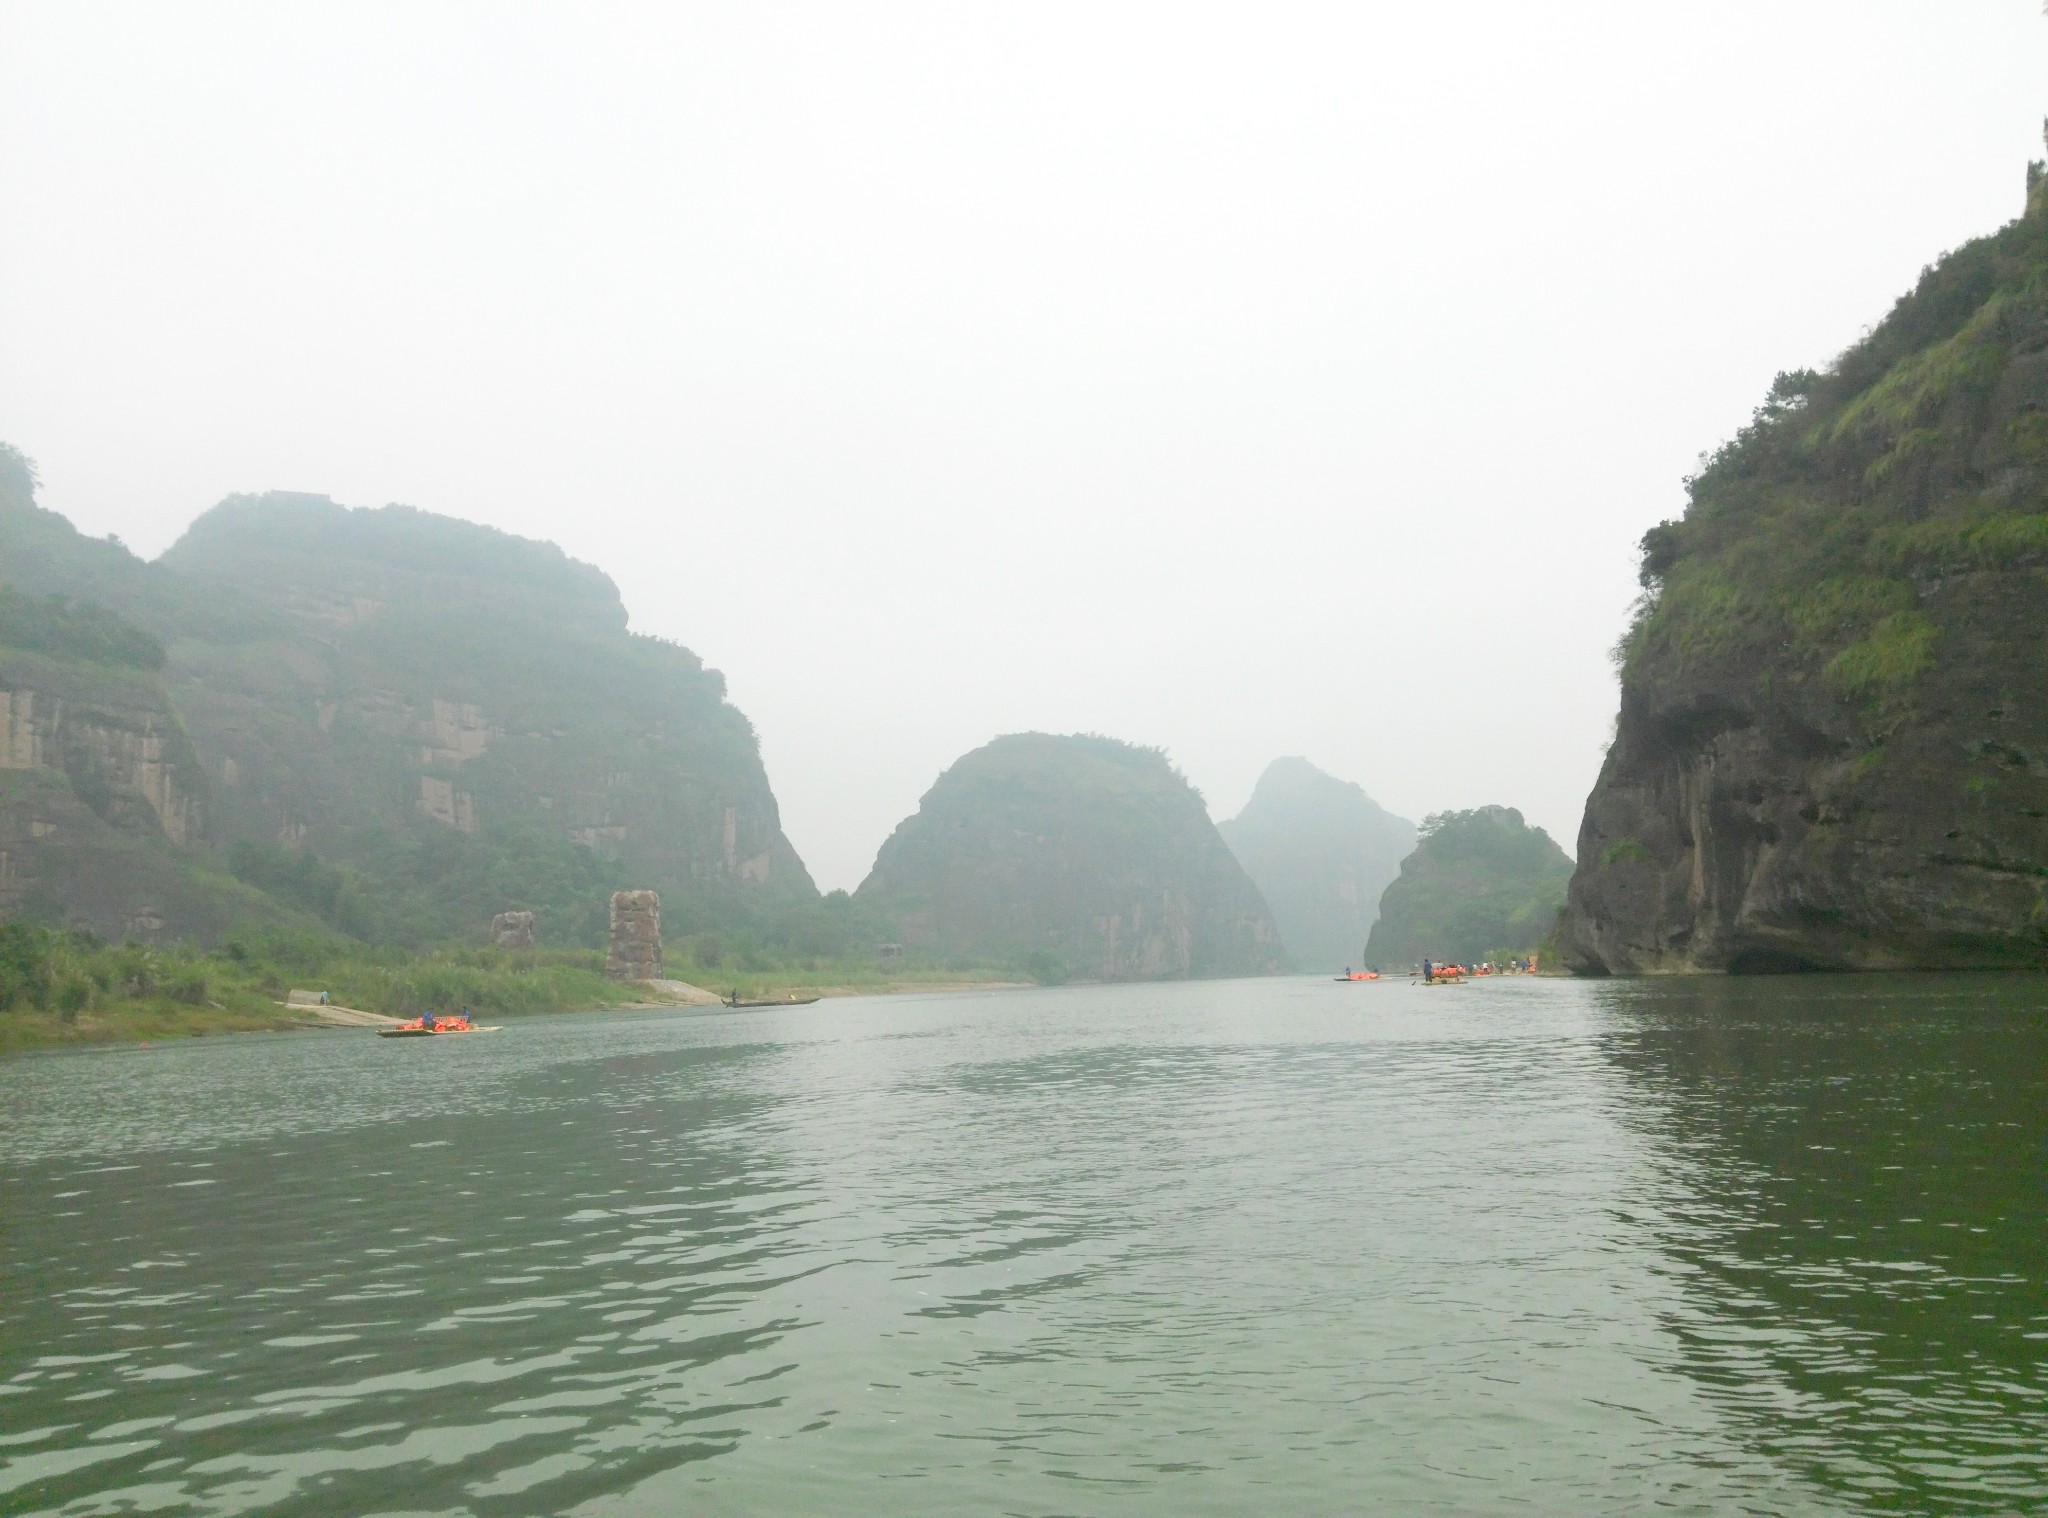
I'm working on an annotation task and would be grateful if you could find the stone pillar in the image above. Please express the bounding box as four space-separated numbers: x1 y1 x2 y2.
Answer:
605 890 661 980
491 910 536 949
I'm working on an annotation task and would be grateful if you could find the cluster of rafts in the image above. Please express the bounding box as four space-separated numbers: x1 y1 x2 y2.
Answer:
1334 960 1540 986
377 1011 497 1038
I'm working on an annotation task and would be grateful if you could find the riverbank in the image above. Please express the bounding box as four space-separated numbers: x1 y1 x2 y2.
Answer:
0 928 651 1055
0 926 1036 1054
2 976 1037 1053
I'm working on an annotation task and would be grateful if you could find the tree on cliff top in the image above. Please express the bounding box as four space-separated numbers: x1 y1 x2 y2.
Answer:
1619 170 2048 699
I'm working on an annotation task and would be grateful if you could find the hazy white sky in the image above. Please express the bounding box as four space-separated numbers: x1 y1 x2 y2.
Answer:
2 3 2043 890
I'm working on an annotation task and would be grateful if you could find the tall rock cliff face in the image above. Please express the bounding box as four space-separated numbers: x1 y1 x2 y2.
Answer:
0 462 815 944
156 494 814 927
1562 177 2048 973
1218 757 1416 970
856 733 1288 981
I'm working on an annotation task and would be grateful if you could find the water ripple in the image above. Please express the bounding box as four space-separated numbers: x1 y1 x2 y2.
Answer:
2 975 2042 1513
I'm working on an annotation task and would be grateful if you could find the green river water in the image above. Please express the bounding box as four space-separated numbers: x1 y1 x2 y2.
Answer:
1 973 2043 1515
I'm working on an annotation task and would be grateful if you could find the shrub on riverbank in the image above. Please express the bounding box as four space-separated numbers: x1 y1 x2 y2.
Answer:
0 925 641 1052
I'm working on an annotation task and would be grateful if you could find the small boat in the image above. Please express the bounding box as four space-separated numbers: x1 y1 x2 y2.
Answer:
1333 970 1380 982
377 1013 500 1038
723 992 824 1008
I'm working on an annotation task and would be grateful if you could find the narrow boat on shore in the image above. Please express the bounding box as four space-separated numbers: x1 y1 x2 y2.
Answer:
723 992 824 1008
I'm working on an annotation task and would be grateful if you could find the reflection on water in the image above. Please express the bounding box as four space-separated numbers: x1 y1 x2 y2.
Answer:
1 976 2041 1515
1588 975 2048 1511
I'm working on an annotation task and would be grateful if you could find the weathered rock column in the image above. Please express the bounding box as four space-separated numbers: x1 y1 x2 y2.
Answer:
605 890 661 979
491 910 536 949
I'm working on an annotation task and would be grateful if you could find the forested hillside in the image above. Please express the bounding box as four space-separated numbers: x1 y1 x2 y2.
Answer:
1364 806 1570 967
857 733 1287 982
0 449 815 950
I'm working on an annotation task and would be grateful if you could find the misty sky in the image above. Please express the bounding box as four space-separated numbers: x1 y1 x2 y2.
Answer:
2 4 2044 891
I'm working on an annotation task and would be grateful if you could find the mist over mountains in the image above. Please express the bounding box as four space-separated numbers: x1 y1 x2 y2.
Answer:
0 463 811 946
1217 758 1416 971
2 448 1568 981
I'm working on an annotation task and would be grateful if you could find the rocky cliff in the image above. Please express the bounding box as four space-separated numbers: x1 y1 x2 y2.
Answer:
856 733 1288 981
0 457 815 945
1561 174 2048 973
1365 806 1571 967
0 572 290 940
1217 757 1416 970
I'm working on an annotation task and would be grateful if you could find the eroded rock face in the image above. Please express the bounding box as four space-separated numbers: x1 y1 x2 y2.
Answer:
491 910 536 949
605 890 661 979
0 690 200 846
0 575 257 941
1565 570 2048 973
1561 182 2048 974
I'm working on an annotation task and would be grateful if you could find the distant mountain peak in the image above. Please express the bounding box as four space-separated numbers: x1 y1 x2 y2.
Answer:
1218 758 1416 972
857 732 1285 983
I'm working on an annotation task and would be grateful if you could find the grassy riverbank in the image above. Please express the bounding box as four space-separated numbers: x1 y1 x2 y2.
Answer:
0 924 1024 1053
0 926 642 1053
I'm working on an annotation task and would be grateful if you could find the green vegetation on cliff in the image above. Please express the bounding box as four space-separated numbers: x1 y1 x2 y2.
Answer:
1620 185 2048 683
857 733 1287 982
1364 806 1571 967
1218 757 1416 970
0 586 166 670
1566 169 2048 972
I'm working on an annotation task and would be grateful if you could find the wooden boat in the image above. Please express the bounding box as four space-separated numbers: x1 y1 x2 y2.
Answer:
1333 971 1380 981
723 992 824 1008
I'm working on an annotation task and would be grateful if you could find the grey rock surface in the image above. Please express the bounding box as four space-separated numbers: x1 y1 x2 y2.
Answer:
605 889 662 980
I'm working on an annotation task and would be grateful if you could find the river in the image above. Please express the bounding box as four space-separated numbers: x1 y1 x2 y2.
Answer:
2 974 2042 1515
